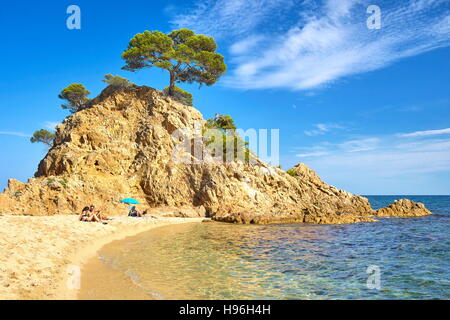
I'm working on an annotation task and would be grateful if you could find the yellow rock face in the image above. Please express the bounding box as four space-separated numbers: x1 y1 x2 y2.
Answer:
375 199 431 217
0 86 431 223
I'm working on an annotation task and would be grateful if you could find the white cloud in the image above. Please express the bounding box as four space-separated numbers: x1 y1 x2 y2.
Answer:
399 128 450 137
170 0 293 39
229 35 266 55
0 131 30 138
44 121 59 131
338 137 380 152
304 123 346 136
433 14 450 34
173 0 450 90
292 130 450 178
229 0 450 90
296 151 329 158
308 141 450 177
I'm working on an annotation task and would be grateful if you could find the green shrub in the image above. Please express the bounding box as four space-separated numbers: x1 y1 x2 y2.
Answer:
205 114 236 132
204 131 250 162
59 178 68 189
58 83 91 113
203 114 252 163
286 168 298 177
30 129 55 147
163 85 193 106
102 74 133 89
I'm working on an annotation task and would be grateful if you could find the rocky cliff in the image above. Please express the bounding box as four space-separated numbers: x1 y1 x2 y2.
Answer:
0 86 431 223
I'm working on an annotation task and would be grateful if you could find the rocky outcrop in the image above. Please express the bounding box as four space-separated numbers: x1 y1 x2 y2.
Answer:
375 199 431 217
0 85 431 223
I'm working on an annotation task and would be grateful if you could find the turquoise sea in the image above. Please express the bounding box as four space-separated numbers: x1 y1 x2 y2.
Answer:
97 196 450 299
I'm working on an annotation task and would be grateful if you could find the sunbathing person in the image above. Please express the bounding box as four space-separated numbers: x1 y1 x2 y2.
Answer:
128 206 145 217
89 205 111 221
80 206 102 222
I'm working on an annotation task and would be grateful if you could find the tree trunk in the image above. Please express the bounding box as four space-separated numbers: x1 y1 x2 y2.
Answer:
168 72 175 96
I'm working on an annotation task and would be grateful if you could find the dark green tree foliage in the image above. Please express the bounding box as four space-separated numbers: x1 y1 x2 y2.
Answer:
102 74 133 88
122 29 226 96
58 83 90 113
205 114 236 132
204 115 250 163
163 85 193 106
30 129 55 147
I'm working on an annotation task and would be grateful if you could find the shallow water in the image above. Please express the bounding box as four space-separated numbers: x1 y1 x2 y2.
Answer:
95 196 450 299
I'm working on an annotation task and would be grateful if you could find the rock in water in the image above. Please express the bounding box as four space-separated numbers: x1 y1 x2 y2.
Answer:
375 199 431 217
0 86 431 223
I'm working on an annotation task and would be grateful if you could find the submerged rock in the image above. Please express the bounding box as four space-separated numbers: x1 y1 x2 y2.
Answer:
0 86 431 224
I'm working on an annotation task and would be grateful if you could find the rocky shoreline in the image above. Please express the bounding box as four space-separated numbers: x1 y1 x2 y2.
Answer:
0 86 431 224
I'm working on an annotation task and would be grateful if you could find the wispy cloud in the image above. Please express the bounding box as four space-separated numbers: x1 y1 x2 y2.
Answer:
399 127 450 137
292 129 450 179
172 0 450 90
295 137 380 157
296 151 329 158
0 131 30 138
338 137 379 152
227 0 450 90
229 35 266 55
304 140 450 193
170 0 293 39
304 123 346 136
44 121 59 131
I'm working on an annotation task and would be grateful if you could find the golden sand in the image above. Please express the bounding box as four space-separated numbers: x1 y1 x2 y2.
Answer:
0 215 203 300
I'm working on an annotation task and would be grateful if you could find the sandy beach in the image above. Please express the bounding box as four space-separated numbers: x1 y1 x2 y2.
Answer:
0 214 204 300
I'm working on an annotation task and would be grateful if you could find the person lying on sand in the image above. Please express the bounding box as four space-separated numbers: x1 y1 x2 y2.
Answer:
89 205 112 221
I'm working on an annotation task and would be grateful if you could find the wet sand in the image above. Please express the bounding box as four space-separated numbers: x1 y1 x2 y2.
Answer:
78 249 151 300
0 215 203 299
77 222 205 300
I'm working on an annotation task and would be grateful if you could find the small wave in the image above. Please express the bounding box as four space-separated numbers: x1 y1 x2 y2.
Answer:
123 269 166 300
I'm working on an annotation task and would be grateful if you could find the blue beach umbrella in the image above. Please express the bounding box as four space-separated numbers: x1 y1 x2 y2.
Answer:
120 198 140 205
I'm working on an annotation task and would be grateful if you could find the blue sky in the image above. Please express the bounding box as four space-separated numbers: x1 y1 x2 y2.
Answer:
0 0 449 194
